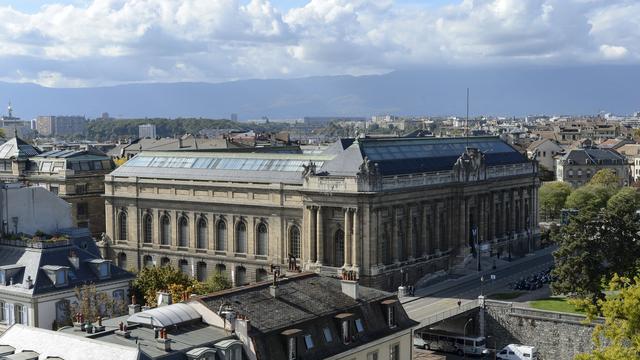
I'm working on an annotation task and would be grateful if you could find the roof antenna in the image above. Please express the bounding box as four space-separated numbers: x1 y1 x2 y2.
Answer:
466 87 470 148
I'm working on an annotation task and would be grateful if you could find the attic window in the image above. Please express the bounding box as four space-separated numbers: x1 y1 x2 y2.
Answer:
381 300 398 328
304 334 314 350
355 318 365 333
86 259 111 279
322 327 333 343
0 270 5 285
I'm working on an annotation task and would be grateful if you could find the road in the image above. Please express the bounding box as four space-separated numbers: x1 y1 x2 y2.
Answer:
403 247 555 326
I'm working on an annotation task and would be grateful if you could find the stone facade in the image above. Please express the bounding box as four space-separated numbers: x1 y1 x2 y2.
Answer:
100 137 540 290
484 301 597 360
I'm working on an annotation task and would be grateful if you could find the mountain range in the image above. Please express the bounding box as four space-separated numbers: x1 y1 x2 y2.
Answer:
0 65 638 120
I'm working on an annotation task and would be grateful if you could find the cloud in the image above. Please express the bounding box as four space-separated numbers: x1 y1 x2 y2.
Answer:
0 0 636 87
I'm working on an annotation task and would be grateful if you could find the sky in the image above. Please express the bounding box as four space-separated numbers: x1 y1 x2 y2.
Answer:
0 0 636 87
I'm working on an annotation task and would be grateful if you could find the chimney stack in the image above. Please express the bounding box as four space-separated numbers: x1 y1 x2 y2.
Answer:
68 251 80 269
157 291 172 307
156 328 171 351
128 295 141 315
341 270 360 300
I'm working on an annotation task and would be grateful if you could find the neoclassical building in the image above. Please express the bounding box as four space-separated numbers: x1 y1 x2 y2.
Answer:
100 136 539 290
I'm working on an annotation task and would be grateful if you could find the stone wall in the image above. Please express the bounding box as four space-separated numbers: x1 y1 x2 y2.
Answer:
484 300 599 360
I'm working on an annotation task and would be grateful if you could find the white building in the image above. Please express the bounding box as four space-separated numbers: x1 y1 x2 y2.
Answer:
0 185 73 235
527 138 564 173
138 124 157 139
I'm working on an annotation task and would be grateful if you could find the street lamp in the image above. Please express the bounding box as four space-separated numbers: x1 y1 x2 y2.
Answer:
473 225 481 272
480 275 485 297
463 318 473 360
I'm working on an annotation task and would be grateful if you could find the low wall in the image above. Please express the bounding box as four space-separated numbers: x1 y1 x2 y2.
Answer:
484 300 600 360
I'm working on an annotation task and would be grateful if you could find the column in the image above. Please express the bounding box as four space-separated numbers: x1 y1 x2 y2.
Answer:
392 207 399 262
376 209 383 265
316 206 324 265
520 188 526 233
435 203 442 252
352 208 359 268
406 205 414 259
344 208 352 267
308 206 317 263
421 204 428 257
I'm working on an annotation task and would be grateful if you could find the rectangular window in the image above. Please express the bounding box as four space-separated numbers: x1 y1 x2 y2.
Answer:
288 337 297 360
0 301 4 322
355 318 364 333
389 344 400 360
75 183 87 194
55 270 66 286
77 202 88 217
50 185 59 195
342 320 350 344
322 327 333 343
366 351 378 360
304 334 314 350
387 305 397 328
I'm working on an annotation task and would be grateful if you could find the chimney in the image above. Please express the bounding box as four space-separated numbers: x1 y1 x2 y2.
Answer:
156 329 171 351
115 322 131 338
269 284 280 298
68 251 80 269
157 291 172 307
23 276 33 289
128 295 141 315
341 270 360 300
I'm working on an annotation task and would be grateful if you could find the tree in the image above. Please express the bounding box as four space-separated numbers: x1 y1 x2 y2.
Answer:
575 274 640 360
588 169 621 188
564 184 617 215
198 273 232 294
539 181 572 220
132 266 194 306
552 191 640 307
70 283 127 324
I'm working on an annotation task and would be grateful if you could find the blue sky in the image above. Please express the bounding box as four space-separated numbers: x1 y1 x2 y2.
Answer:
0 0 636 87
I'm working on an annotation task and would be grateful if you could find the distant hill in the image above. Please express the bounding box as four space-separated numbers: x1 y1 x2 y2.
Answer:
0 65 638 120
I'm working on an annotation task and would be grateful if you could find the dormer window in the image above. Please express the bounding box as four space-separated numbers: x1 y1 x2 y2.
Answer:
0 270 5 285
381 299 398 328
355 318 365 333
288 337 297 360
86 259 112 280
41 265 70 287
322 327 333 343
341 320 351 344
304 334 314 350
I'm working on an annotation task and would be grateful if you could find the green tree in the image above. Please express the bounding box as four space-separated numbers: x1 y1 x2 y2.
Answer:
588 169 621 188
564 184 617 215
539 181 573 220
606 187 640 217
576 274 640 360
132 265 194 306
198 273 232 294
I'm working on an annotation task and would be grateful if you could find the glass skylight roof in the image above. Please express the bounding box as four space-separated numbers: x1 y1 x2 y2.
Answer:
126 155 324 172
362 138 516 161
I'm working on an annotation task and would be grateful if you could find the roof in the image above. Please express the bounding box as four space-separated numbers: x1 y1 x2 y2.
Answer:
560 147 626 164
0 324 139 360
0 137 40 160
0 228 133 296
126 303 201 327
197 273 392 333
36 147 110 160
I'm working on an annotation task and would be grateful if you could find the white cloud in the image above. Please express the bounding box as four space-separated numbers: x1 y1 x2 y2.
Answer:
0 0 635 87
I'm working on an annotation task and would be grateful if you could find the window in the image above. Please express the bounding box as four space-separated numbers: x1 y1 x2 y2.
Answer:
179 259 189 275
178 216 189 247
75 183 87 194
160 215 170 245
216 264 226 275
341 320 351 344
77 202 88 218
197 218 208 249
236 222 247 253
98 263 110 277
256 223 268 255
387 305 397 328
49 185 59 195
366 351 378 360
216 220 227 251
318 327 331 343
160 257 171 267
389 344 399 360
197 262 207 282
355 318 364 333
143 255 153 268
117 252 127 268
256 268 268 282
288 337 297 360
0 301 4 322
335 229 345 267
55 269 67 286
235 266 247 286
289 226 301 259
304 334 314 350
118 212 127 240
14 304 25 325
143 214 153 243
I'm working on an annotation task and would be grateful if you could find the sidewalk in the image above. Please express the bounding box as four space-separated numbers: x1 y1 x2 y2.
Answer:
400 246 556 305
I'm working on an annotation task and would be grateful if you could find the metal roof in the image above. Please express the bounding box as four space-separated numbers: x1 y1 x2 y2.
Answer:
127 303 201 327
0 138 40 159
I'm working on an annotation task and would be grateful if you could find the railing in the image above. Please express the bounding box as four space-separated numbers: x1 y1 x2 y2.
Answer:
417 301 480 327
0 237 71 249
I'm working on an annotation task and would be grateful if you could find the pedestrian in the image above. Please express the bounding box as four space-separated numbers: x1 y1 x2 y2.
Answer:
457 299 462 307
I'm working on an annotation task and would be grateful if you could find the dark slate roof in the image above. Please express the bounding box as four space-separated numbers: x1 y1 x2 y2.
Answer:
320 136 528 176
560 147 625 164
197 274 416 360
0 228 134 296
36 147 110 159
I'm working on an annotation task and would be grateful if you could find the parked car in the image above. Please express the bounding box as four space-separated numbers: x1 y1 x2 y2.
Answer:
496 344 538 360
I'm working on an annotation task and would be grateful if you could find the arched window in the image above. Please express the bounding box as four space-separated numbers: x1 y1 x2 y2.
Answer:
160 257 171 267
256 268 268 283
178 259 189 275
143 255 153 268
178 216 189 247
143 214 153 243
117 252 127 269
197 218 208 249
256 223 268 256
334 229 345 267
118 212 127 240
160 215 170 245
216 221 227 251
196 261 207 282
215 264 227 275
235 266 246 286
235 222 247 253
289 226 301 259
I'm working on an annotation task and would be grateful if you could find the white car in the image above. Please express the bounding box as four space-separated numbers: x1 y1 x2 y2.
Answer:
496 344 538 360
